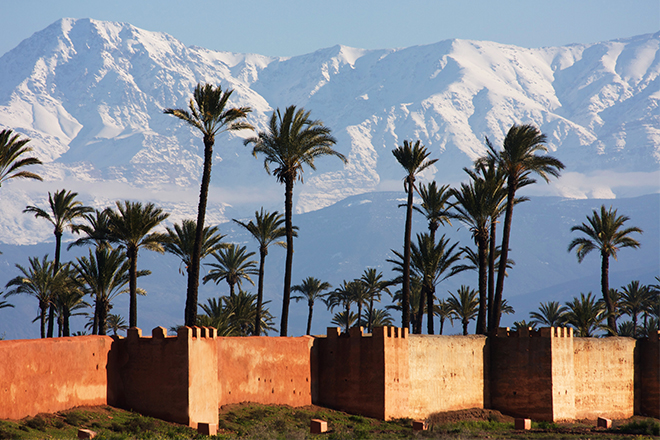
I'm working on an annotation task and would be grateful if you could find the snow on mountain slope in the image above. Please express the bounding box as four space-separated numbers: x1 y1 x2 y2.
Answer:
0 18 658 245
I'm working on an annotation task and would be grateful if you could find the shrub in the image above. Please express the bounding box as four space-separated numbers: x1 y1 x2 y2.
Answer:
619 419 660 436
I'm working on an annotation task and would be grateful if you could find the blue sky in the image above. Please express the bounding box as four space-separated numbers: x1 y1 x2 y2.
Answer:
1 0 658 57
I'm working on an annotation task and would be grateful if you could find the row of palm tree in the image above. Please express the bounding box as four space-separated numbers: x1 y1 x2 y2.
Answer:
528 279 659 337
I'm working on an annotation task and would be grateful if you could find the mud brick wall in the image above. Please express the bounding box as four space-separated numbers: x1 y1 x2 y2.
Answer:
635 333 659 418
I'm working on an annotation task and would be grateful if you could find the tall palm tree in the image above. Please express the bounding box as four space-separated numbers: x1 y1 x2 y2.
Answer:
324 280 360 332
480 124 565 332
24 189 92 337
392 140 438 331
246 105 346 336
367 308 395 328
163 219 227 276
619 280 650 338
0 129 42 188
234 209 291 335
359 268 391 333
529 301 567 327
5 256 64 338
53 266 87 337
331 310 357 331
414 181 454 243
292 276 332 335
563 292 607 337
107 314 128 336
568 205 642 334
436 299 454 335
75 247 147 335
164 83 253 327
68 209 112 251
447 285 479 335
203 244 258 296
104 201 169 328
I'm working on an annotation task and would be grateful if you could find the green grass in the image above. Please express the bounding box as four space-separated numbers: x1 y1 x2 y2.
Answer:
0 405 658 439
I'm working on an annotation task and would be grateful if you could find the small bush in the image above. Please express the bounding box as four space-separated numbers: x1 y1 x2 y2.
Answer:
534 420 559 430
23 416 47 431
619 419 660 436
64 411 88 426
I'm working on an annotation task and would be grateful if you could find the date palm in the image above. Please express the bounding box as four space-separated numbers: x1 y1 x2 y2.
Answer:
68 209 112 250
53 266 87 337
0 129 42 188
436 299 454 335
414 181 454 243
392 140 438 331
447 285 479 335
234 209 291 335
563 292 607 337
359 268 391 333
368 308 394 328
203 244 258 296
292 276 332 335
331 310 357 331
24 189 92 336
165 83 252 327
529 301 567 327
324 280 361 332
107 314 128 336
246 105 346 336
5 256 64 338
163 219 227 276
104 201 169 328
478 125 564 332
75 247 148 335
619 280 650 337
568 205 642 334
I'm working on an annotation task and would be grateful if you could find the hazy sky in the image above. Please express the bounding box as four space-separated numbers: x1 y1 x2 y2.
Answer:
1 0 658 58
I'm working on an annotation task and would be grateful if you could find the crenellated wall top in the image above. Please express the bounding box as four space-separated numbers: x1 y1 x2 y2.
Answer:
125 326 217 343
495 326 573 338
326 326 408 339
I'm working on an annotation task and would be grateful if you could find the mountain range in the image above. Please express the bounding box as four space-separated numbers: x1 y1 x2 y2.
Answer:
0 18 657 338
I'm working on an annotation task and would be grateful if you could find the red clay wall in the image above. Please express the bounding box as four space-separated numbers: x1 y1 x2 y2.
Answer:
0 335 115 420
314 326 409 420
635 333 659 418
216 336 314 407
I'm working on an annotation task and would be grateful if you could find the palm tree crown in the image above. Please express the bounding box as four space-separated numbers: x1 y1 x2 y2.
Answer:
246 105 346 336
203 244 258 296
164 82 253 327
163 219 226 276
105 200 169 328
568 205 642 334
292 276 332 335
392 139 438 331
0 129 42 188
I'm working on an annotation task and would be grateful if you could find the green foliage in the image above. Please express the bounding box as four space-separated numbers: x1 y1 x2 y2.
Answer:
618 418 660 436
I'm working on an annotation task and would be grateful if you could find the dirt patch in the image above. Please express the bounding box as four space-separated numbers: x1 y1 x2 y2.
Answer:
427 407 514 425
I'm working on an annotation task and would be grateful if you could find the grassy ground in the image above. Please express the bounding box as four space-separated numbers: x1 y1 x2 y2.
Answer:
0 404 658 439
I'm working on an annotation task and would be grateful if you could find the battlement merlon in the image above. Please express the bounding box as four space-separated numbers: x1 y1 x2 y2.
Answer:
495 326 573 338
125 326 217 343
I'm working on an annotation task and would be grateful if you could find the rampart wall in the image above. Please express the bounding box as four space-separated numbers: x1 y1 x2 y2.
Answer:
0 327 658 426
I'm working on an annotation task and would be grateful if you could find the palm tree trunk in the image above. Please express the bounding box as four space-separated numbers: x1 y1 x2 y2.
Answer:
92 300 99 335
463 318 468 335
476 233 488 335
601 250 617 334
128 246 138 328
492 182 516 332
368 297 374 333
439 317 444 335
185 136 214 327
40 305 46 339
255 249 266 336
63 308 70 337
402 176 414 331
415 286 425 334
47 231 63 338
306 302 314 335
487 219 497 331
427 286 435 334
99 301 109 336
281 177 295 337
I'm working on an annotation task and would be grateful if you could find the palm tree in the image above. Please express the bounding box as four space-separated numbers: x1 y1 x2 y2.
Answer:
234 209 291 336
292 276 332 335
75 247 147 335
163 219 227 276
529 301 567 327
107 314 128 336
481 124 565 332
5 256 64 338
203 244 258 296
331 311 357 331
436 299 454 335
619 280 650 338
367 309 394 328
568 205 642 334
0 129 42 188
447 285 479 335
164 83 253 327
24 189 92 337
53 266 87 337
67 209 112 250
104 201 169 328
359 268 391 333
392 140 438 331
0 299 13 310
223 290 276 336
246 105 346 336
324 280 361 332
512 320 537 331
414 181 454 243
563 292 607 337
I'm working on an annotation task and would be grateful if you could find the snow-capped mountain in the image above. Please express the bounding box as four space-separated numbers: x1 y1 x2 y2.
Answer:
0 18 658 244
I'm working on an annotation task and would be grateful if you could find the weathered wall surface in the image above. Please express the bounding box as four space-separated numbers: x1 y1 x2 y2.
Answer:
635 334 659 418
548 328 576 421
216 336 313 407
407 335 487 419
315 326 409 420
0 335 114 419
573 337 635 420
